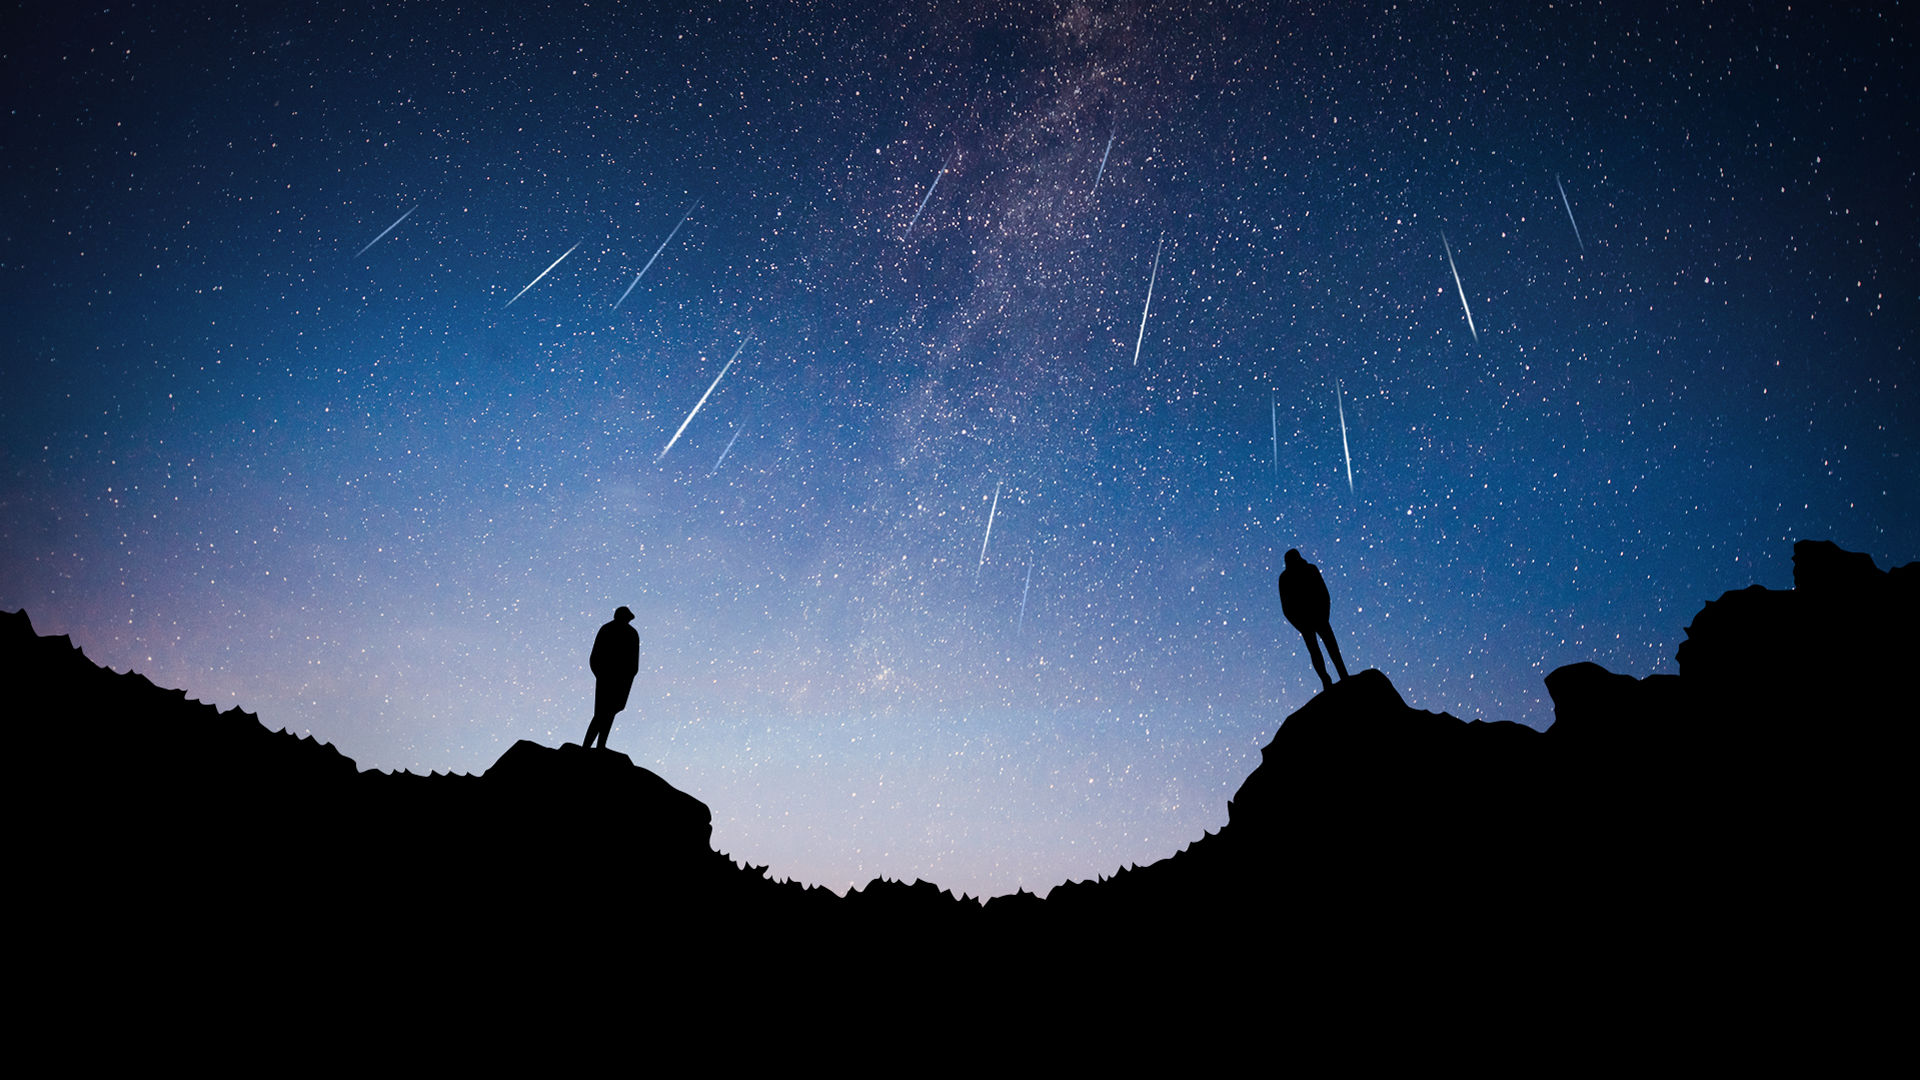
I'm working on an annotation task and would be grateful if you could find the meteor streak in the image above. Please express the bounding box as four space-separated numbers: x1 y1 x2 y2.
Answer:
1336 379 1354 494
1556 175 1585 252
976 480 1002 580
352 204 417 259
1440 232 1477 343
505 241 581 308
1271 391 1280 482
1017 561 1033 634
659 337 749 461
1131 234 1163 366
1090 129 1115 200
615 199 701 309
903 151 953 240
711 422 744 474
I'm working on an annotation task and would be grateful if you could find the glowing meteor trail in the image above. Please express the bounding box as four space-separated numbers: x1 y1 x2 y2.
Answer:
352 204 417 259
505 241 581 308
1017 561 1033 634
1556 175 1585 252
976 480 1002 580
1336 379 1354 494
711 423 743 474
1271 391 1280 482
1090 129 1115 200
659 337 749 461
615 199 701 309
1441 232 1477 343
1132 234 1163 366
903 152 953 240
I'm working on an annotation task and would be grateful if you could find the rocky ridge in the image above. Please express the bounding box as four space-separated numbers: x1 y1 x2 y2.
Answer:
9 540 1910 1039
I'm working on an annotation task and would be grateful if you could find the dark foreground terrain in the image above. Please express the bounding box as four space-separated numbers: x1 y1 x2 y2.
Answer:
10 540 1909 1057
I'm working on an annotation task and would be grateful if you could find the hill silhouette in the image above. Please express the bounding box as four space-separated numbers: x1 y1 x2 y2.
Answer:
10 539 1910 1049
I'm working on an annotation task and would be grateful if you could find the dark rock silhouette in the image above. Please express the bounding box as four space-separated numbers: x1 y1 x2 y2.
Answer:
9 539 1910 1048
1278 548 1349 690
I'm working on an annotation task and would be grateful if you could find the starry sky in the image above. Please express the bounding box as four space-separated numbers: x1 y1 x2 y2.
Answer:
4 2 1913 899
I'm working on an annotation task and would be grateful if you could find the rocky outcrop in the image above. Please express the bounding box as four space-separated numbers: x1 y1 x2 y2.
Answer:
1035 539 1913 995
8 539 1912 1027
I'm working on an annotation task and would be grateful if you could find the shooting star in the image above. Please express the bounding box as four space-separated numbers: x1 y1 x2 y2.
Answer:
1089 128 1115 201
659 337 749 461
976 480 1002 581
711 422 744 474
1017 561 1033 634
1440 231 1477 343
1131 233 1164 366
903 151 953 240
1271 391 1281 483
505 241 581 308
1556 175 1585 253
1336 379 1354 494
352 204 417 259
615 199 702 310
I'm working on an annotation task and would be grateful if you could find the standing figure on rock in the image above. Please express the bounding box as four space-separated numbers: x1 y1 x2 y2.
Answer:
582 606 640 750
1278 549 1349 692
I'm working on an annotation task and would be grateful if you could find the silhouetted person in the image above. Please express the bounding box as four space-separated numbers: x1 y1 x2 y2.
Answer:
1278 549 1349 692
582 606 640 750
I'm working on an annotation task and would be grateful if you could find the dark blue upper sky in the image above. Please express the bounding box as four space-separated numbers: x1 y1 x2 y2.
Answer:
4 2 1912 897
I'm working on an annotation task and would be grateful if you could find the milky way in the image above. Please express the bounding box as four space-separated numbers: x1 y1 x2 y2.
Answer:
3 4 1913 898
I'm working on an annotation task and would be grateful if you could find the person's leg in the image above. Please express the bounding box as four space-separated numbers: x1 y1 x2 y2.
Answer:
1319 625 1348 681
593 682 632 750
1302 630 1332 691
586 680 622 748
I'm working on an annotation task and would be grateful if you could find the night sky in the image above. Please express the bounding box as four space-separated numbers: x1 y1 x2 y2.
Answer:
4 3 1912 899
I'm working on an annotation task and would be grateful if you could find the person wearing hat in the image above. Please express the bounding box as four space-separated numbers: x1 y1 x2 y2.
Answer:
583 606 640 750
